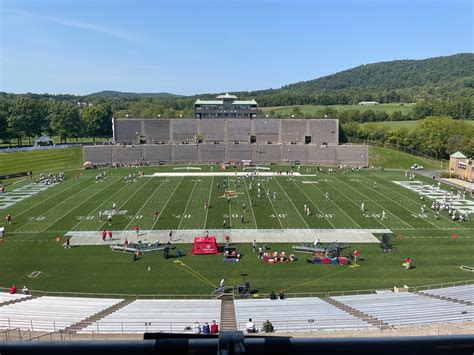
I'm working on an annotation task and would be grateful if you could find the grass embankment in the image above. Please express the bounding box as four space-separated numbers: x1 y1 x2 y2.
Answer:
0 148 83 176
369 146 445 170
260 103 414 116
360 120 474 130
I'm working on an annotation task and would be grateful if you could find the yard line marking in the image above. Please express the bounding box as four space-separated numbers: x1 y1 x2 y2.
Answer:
150 177 184 231
123 179 166 231
331 174 412 229
70 179 134 230
177 178 199 230
273 177 310 229
259 178 284 229
5 177 83 218
15 177 114 232
203 176 214 229
292 179 336 228
96 177 155 231
299 176 362 229
357 175 442 230
37 177 120 232
226 176 235 229
369 175 466 229
243 176 258 229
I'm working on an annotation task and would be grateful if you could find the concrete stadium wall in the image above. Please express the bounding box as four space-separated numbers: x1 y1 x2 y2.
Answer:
252 144 280 163
144 119 170 143
200 144 225 162
83 146 113 165
337 144 369 167
143 145 171 163
83 143 368 166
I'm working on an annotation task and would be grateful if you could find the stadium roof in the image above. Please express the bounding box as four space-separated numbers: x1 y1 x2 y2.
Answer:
450 151 467 159
216 93 238 99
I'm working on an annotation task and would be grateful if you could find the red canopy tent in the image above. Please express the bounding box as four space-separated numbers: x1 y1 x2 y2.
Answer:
191 236 219 255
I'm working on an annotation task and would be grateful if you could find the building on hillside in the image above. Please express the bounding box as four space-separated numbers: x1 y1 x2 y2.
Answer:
358 101 379 106
194 93 258 119
450 151 473 182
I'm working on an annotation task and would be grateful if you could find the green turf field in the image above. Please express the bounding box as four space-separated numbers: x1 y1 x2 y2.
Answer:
1 165 473 296
260 103 414 116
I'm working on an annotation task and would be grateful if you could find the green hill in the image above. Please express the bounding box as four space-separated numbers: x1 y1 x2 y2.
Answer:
281 53 474 94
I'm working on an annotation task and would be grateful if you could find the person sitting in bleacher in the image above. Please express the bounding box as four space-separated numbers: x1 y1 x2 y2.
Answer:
262 320 274 333
269 291 277 300
246 318 257 333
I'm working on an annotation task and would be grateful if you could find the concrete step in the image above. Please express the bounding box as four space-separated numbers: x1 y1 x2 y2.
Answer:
63 299 134 333
324 297 391 330
220 294 237 331
416 291 473 306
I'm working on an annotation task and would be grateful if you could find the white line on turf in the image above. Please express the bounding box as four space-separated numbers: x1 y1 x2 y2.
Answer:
149 177 184 231
122 179 166 231
357 175 443 230
332 174 414 229
38 177 121 233
273 177 310 229
203 176 214 229
292 179 336 229
259 178 284 229
243 176 258 229
70 178 135 231
177 178 199 230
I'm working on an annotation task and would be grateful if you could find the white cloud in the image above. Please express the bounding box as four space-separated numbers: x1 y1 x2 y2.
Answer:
3 8 145 44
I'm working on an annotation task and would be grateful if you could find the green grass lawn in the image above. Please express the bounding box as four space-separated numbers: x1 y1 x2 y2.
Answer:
0 148 83 176
260 103 414 116
1 166 472 296
369 146 446 170
360 120 474 130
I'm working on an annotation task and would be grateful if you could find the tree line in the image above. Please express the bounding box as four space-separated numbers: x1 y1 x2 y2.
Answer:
0 95 112 145
342 116 474 159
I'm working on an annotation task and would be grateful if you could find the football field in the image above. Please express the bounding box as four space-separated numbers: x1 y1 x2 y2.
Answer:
1 165 473 296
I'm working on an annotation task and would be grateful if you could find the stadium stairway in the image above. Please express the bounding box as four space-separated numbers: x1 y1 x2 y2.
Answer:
63 299 134 333
0 295 36 308
324 297 390 330
220 294 237 331
416 291 473 306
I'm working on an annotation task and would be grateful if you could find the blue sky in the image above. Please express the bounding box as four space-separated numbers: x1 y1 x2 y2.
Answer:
0 0 472 95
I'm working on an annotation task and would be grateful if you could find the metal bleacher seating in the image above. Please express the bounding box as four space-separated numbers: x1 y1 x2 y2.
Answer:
199 119 225 142
333 292 474 327
0 292 30 305
419 285 474 304
234 298 375 333
144 119 170 143
0 296 122 332
310 119 338 146
252 145 280 163
281 119 306 143
227 119 251 141
81 299 221 334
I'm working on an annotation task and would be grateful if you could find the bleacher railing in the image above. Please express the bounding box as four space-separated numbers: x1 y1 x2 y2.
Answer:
1 279 473 300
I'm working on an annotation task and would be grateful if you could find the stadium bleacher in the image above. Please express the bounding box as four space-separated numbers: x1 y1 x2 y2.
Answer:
234 298 375 332
338 144 369 166
172 120 197 143
252 145 280 163
419 285 474 304
144 119 170 143
143 145 171 163
254 119 279 144
227 144 252 161
81 299 221 334
332 292 474 327
309 119 338 146
227 119 252 141
114 146 142 164
199 119 225 142
281 119 306 143
173 144 198 162
114 120 142 144
201 144 225 162
83 146 113 165
281 145 307 163
308 146 337 164
0 296 121 332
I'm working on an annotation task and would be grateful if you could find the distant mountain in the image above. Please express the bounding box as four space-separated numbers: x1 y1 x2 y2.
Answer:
279 53 474 94
85 90 182 99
